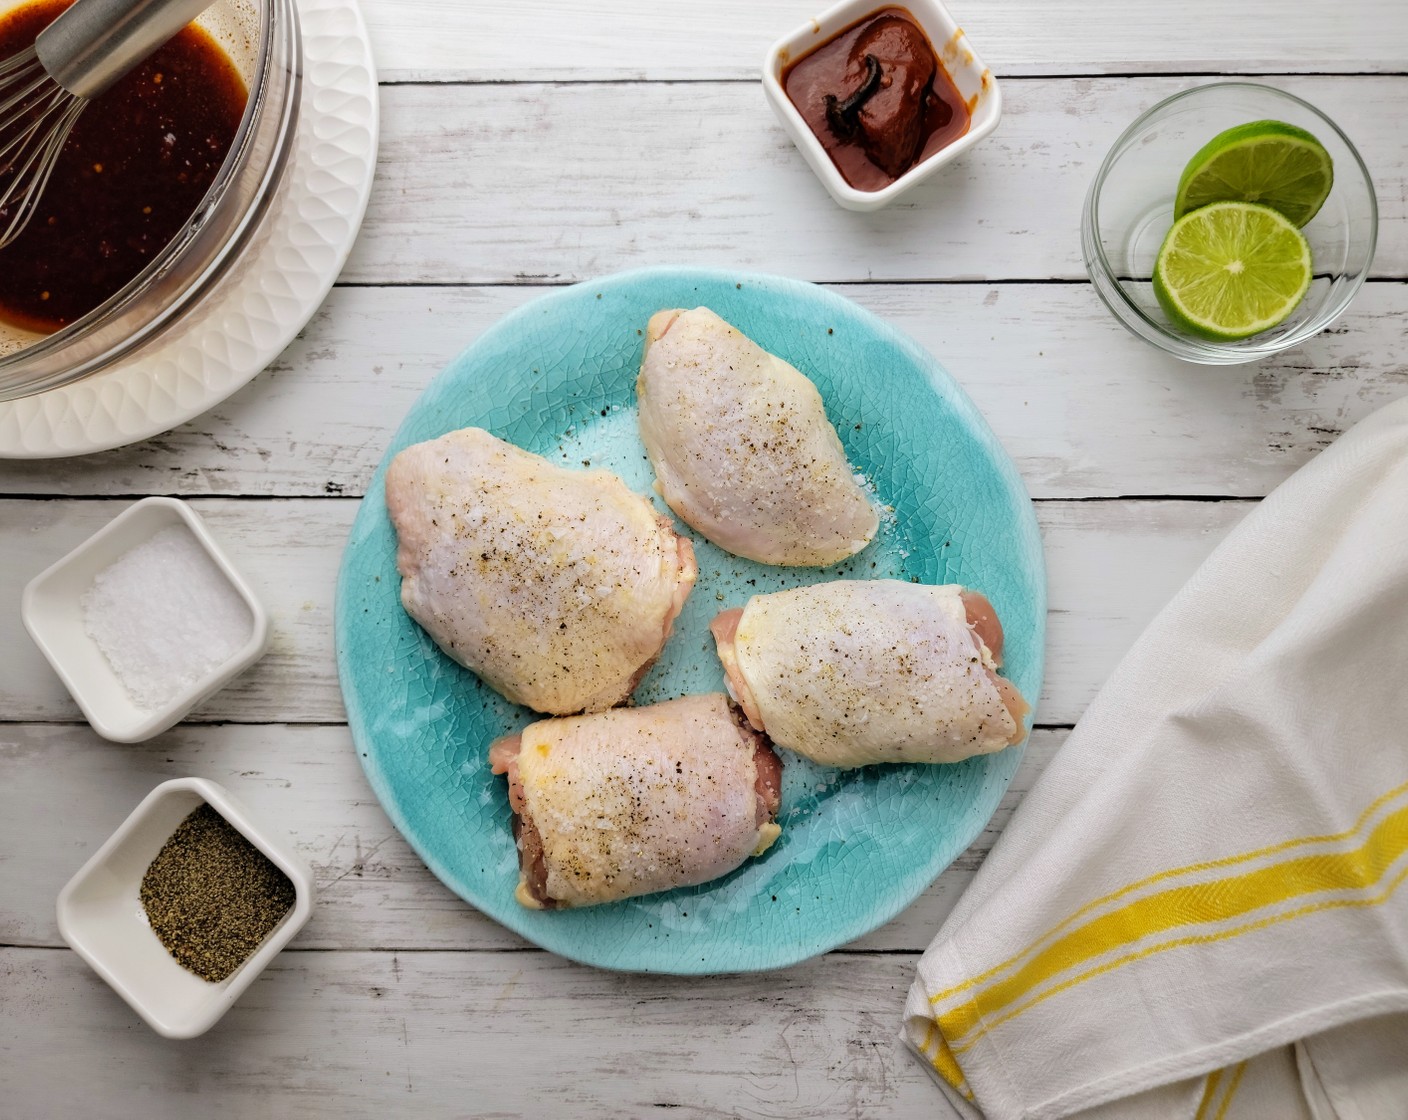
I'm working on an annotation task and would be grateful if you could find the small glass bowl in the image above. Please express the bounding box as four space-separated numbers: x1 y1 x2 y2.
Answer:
1081 82 1377 364
0 0 301 400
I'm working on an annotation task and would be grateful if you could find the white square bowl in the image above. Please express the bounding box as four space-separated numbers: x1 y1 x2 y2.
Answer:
762 0 1002 211
21 496 269 743
56 777 315 1039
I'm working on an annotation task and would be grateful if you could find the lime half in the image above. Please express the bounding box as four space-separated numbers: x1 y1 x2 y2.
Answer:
1153 200 1313 340
1174 120 1334 226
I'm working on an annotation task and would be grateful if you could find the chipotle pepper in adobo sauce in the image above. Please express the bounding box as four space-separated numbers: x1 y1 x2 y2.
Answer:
0 0 247 334
783 7 970 191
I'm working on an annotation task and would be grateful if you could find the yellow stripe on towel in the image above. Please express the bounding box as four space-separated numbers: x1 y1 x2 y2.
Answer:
1192 1068 1224 1120
1193 1060 1249 1120
920 1018 974 1101
938 801 1408 1045
1213 1061 1247 1120
931 1039 974 1102
952 859 1408 1055
929 781 1408 1008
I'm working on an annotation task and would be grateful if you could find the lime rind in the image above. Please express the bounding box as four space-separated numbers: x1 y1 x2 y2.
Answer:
1173 119 1334 227
1153 200 1313 341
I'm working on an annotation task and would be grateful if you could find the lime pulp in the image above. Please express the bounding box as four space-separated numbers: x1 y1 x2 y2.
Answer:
1153 200 1313 341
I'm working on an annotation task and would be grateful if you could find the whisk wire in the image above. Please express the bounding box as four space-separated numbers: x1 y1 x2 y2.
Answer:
0 42 38 78
2 100 82 246
0 0 219 252
1 84 68 159
0 53 87 250
0 63 53 124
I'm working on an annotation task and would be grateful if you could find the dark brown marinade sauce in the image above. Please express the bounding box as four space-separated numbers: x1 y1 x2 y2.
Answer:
0 0 247 333
783 7 970 192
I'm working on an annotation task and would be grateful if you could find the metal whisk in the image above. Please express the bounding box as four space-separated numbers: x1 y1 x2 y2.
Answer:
0 0 215 250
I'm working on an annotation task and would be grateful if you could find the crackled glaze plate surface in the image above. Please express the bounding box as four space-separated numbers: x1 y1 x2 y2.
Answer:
336 267 1045 974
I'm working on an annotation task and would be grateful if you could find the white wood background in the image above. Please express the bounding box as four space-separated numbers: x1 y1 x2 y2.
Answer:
2 1 1405 1115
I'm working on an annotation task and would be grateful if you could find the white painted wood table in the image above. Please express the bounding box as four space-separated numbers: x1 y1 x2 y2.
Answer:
2 2 1404 1115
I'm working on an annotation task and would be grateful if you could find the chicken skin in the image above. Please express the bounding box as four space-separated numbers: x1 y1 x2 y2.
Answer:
636 307 880 566
386 427 696 715
489 693 783 909
711 580 1029 768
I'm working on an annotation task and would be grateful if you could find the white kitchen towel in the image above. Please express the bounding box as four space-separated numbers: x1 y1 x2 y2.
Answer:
904 395 1408 1120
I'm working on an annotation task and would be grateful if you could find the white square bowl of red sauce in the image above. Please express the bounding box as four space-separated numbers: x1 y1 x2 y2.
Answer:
763 0 1001 211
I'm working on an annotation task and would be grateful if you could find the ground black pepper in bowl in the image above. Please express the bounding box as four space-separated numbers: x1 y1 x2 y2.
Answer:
140 802 296 983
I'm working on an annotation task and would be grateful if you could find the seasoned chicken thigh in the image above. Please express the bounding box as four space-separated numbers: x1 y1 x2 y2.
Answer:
386 427 696 715
711 580 1029 768
636 307 880 566
489 693 783 909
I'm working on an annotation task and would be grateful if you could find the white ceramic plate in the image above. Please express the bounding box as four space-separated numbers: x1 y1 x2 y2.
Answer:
0 0 379 458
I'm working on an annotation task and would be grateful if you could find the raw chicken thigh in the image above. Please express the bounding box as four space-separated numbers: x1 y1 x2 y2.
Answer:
386 427 696 715
489 693 783 909
711 580 1029 768
636 306 880 566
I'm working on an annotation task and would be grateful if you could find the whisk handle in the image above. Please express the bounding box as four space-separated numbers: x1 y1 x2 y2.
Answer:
34 0 215 99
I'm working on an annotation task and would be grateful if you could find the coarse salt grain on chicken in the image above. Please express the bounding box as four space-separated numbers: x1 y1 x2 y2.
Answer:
489 693 783 909
635 306 880 567
385 426 697 715
711 580 1029 767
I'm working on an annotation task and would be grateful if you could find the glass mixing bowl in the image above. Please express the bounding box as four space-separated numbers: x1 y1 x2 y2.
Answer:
1082 82 1377 365
0 0 300 401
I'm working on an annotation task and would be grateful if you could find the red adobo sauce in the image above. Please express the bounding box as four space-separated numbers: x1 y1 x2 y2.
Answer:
783 7 970 192
0 0 246 333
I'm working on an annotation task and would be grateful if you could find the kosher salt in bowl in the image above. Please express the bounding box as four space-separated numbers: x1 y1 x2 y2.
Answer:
0 0 301 401
20 496 270 742
1081 82 1378 364
56 777 315 1039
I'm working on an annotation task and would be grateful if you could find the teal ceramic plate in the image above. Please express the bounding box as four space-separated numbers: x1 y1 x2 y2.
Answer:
335 267 1045 974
